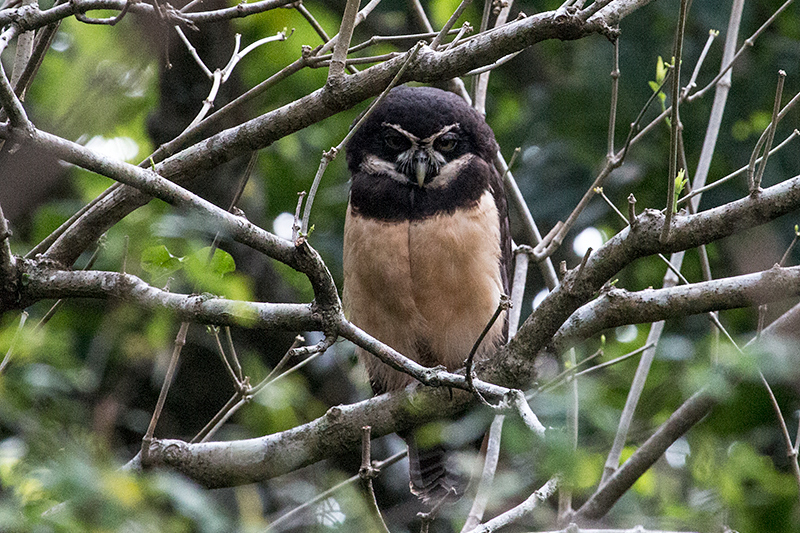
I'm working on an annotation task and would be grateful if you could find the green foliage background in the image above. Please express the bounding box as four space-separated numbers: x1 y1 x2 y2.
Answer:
1 0 800 531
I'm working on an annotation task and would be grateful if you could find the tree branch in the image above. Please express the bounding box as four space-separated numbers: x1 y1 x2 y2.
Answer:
11 266 319 331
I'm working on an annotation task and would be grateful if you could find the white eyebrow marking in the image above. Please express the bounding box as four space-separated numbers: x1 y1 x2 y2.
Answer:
421 123 460 144
382 123 420 143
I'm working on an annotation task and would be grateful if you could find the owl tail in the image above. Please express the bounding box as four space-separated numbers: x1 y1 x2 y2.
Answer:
402 430 465 506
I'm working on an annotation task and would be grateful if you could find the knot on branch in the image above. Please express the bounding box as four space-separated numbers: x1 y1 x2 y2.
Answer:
419 365 447 387
551 8 588 41
161 441 189 465
326 405 342 421
10 3 38 31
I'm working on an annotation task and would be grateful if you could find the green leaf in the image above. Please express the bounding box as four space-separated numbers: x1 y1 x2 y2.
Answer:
673 169 688 212
655 55 668 83
140 245 182 278
193 247 236 278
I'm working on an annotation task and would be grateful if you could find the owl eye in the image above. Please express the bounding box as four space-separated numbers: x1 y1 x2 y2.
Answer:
383 130 411 151
435 133 459 152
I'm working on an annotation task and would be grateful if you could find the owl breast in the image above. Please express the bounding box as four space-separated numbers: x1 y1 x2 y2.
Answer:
343 190 505 392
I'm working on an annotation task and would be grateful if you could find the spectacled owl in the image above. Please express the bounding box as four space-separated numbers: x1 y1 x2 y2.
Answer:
343 85 511 504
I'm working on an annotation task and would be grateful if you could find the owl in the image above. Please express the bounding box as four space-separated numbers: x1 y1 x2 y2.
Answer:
343 85 511 504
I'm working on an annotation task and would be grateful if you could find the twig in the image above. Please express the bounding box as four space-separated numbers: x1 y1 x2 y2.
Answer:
682 29 719 99
559 345 578 522
463 50 521 77
687 0 795 103
661 0 689 243
74 0 131 25
759 371 800 502
295 2 330 42
192 393 248 444
212 327 241 386
460 414 505 532
0 202 14 290
465 295 511 406
249 337 331 397
175 25 213 79
0 28 31 130
309 52 401 67
347 29 458 54
141 322 190 464
358 426 391 533
579 0 614 21
679 129 799 207
504 389 546 436
0 311 27 374
318 0 383 56
263 335 304 382
778 225 800 268
444 21 473 51
264 451 406 532
222 31 290 84
430 0 473 50
473 0 514 114
749 70 786 192
606 35 620 157
327 0 360 81
468 476 559 532
408 0 434 33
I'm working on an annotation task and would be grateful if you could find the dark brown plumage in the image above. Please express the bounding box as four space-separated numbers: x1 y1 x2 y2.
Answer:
343 86 511 504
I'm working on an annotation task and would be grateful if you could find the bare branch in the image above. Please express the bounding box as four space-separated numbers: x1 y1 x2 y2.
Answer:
467 476 559 532
12 267 319 331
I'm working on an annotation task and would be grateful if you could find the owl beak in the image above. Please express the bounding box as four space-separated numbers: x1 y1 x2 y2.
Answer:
413 150 428 187
415 159 426 187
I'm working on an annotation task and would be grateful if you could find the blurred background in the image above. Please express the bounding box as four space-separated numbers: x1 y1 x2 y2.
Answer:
1 0 800 531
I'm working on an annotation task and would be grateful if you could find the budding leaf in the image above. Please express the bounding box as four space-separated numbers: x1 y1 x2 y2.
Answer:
673 169 688 213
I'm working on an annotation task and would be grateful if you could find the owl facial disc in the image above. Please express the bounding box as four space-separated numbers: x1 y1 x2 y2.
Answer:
382 122 460 187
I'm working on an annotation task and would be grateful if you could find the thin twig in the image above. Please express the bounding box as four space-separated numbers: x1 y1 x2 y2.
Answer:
460 414 505 532
358 426 391 533
749 70 786 192
141 322 190 463
0 312 27 374
212 327 241 386
606 35 620 157
760 371 800 501
682 29 719 99
318 0 383 56
679 129 799 207
264 451 406 532
468 476 559 533
74 0 131 25
430 0 473 50
175 25 213 79
687 0 795 103
0 202 14 289
465 295 510 406
661 0 689 243
0 29 31 130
